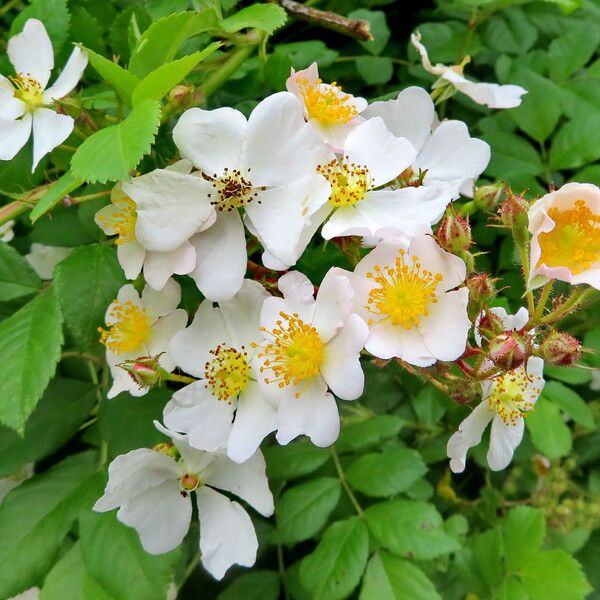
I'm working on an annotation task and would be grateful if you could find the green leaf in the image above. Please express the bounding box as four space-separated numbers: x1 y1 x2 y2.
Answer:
264 440 330 480
412 21 481 64
549 114 600 170
0 243 42 302
221 4 287 34
0 288 63 433
79 511 180 600
129 10 219 78
548 20 600 81
560 78 600 121
0 453 102 598
348 9 390 56
503 507 545 572
275 477 341 545
82 46 141 106
54 245 126 351
544 364 591 385
132 43 221 105
481 8 538 54
0 378 96 479
527 397 573 458
10 0 70 51
217 571 280 600
300 517 369 600
71 7 106 55
472 526 504 587
336 415 403 452
71 100 161 184
481 131 544 178
365 500 460 560
346 448 427 498
355 56 393 85
412 385 449 425
542 381 596 430
30 172 84 223
521 549 592 600
545 0 583 14
360 552 441 600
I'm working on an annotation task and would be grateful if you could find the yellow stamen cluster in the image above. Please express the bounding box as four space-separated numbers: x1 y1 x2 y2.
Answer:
296 77 359 125
317 159 371 207
253 312 324 392
97 196 137 244
203 344 251 402
98 300 151 354
209 168 258 212
366 250 443 328
538 200 600 274
9 73 44 110
486 365 541 426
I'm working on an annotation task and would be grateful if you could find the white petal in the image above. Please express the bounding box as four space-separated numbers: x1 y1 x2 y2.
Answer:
312 267 354 342
164 381 234 452
117 241 145 281
445 72 527 109
228 383 277 464
189 210 246 301
276 378 340 447
203 449 273 516
118 480 192 554
196 487 258 580
142 278 181 320
44 46 88 101
512 307 530 331
173 107 247 175
447 402 494 473
25 243 71 279
487 416 524 471
8 19 53 88
0 78 26 120
143 243 196 291
344 117 416 187
365 321 436 366
126 169 215 252
147 309 188 371
321 313 368 400
260 271 315 326
0 115 32 161
31 108 73 172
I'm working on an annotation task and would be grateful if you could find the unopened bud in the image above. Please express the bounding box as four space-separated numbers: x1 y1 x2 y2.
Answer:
168 84 193 104
152 442 179 459
476 309 506 342
498 190 530 243
447 378 481 405
538 330 582 367
466 274 497 317
119 355 164 389
437 208 472 254
488 330 532 371
474 182 503 211
179 473 200 492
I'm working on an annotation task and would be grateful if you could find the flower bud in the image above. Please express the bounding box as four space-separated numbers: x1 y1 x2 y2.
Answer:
168 84 193 104
476 309 506 342
119 355 164 389
180 473 201 492
498 190 530 244
437 208 472 254
474 182 503 211
466 273 496 305
488 330 532 371
538 330 582 367
447 378 481 405
152 442 179 459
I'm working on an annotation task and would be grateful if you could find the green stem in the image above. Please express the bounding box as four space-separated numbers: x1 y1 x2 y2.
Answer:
331 447 363 517
200 44 257 100
538 286 594 325
61 351 103 365
531 280 554 324
71 190 111 204
277 545 289 600
0 0 21 17
516 240 535 316
178 554 201 592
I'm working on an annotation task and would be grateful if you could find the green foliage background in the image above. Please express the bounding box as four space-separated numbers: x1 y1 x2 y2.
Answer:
2 0 600 598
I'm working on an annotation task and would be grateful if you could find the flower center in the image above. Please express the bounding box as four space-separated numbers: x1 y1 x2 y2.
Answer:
203 344 252 402
10 73 44 110
97 195 137 244
98 300 151 354
317 159 371 207
296 77 359 125
254 312 324 391
486 365 540 425
179 473 201 493
537 200 600 274
209 168 258 212
365 250 444 329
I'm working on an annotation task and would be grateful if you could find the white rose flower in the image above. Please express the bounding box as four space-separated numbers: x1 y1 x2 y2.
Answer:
253 269 369 447
1 19 88 171
166 280 277 464
93 424 273 580
411 32 527 109
25 243 72 279
99 279 187 399
346 235 470 366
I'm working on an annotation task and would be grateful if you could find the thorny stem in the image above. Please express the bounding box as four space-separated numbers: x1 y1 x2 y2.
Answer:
515 240 535 316
331 446 364 517
538 286 595 325
531 280 554 323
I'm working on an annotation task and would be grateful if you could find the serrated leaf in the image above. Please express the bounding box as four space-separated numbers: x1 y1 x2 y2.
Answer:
526 397 573 459
549 114 600 170
336 415 403 452
0 453 102 598
548 20 600 81
365 500 460 560
360 552 441 600
217 570 280 600
482 131 543 178
346 448 427 498
300 517 369 600
129 10 219 78
54 244 126 350
0 243 42 302
132 43 221 105
481 7 538 55
30 172 84 222
0 288 63 433
503 506 545 572
264 440 330 481
10 0 70 51
275 477 341 545
81 46 140 106
71 100 161 183
355 56 393 85
221 4 287 34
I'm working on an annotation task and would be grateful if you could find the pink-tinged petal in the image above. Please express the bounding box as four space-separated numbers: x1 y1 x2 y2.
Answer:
487 415 524 471
366 320 436 366
172 106 247 175
8 19 54 87
32 108 73 172
312 267 354 342
321 313 368 400
117 240 145 281
143 242 196 291
44 46 88 101
196 487 258 580
286 63 319 110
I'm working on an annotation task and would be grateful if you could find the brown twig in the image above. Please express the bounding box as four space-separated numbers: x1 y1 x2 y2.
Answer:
277 0 373 41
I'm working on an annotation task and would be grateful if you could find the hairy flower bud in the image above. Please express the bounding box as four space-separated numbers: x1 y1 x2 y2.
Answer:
474 182 503 211
152 442 179 459
437 208 472 254
466 273 496 306
487 330 532 371
119 355 164 390
498 190 530 244
538 330 582 367
476 309 506 342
